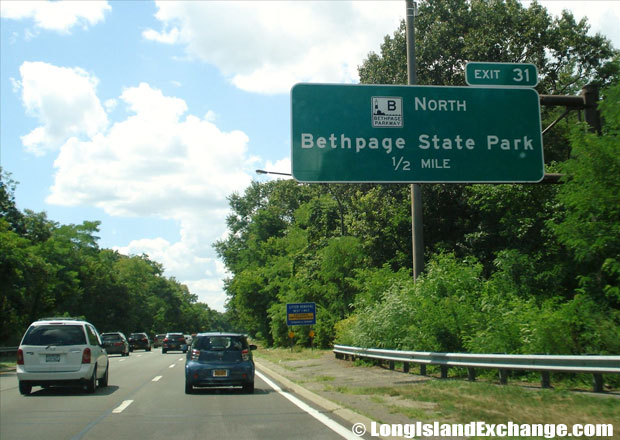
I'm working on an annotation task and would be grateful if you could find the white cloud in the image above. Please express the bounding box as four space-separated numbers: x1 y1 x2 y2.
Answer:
204 110 217 122
47 81 254 217
521 1 620 49
143 1 404 94
24 68 258 311
142 26 180 44
0 0 110 33
17 61 108 156
184 279 229 312
104 98 117 112
143 1 619 95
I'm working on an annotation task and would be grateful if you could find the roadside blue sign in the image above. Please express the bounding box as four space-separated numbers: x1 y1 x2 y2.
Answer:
286 302 316 326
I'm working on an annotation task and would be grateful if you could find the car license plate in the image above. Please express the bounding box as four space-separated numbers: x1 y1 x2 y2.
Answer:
213 369 228 377
46 354 60 362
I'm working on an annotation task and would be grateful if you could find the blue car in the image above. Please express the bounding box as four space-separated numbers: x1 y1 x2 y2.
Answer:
185 333 256 394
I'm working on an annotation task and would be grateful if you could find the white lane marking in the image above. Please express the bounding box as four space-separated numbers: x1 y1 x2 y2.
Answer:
255 370 359 440
152 376 162 382
169 364 175 368
178 357 184 361
112 400 134 414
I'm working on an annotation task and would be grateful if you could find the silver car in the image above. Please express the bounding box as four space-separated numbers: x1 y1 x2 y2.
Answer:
17 318 109 395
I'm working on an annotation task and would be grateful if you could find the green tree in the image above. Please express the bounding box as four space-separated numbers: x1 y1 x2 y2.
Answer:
0 169 25 234
551 80 620 305
1 172 230 344
359 0 617 90
0 220 53 344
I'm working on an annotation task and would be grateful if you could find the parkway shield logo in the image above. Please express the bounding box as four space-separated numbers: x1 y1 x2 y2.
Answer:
372 96 403 128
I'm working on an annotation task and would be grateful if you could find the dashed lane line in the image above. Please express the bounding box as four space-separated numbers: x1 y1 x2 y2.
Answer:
112 400 134 414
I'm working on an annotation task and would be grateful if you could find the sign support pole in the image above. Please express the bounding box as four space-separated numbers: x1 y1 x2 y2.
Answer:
406 0 424 280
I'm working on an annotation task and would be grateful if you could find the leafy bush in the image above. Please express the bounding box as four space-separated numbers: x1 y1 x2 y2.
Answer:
337 252 620 356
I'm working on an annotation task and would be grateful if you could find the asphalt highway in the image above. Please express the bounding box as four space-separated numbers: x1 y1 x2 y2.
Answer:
0 349 362 440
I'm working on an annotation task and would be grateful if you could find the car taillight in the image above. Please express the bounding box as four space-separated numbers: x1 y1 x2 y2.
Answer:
242 349 249 361
191 349 200 360
142 338 147 342
164 338 169 342
17 349 24 365
115 342 123 346
82 348 91 364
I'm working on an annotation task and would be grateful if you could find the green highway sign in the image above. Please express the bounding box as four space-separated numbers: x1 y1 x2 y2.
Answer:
466 62 538 87
291 83 544 183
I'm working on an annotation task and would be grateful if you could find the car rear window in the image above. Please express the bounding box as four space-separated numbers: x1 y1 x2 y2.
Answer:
22 325 86 346
102 334 121 341
194 336 246 351
130 333 145 338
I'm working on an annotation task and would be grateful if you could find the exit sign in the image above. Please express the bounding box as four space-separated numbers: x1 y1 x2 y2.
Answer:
291 83 544 183
466 62 538 87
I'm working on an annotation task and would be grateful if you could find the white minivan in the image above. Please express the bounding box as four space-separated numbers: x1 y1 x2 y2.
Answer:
17 318 109 395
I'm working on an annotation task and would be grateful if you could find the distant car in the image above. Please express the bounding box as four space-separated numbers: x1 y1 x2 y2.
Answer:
185 333 256 394
17 317 109 395
162 332 186 354
128 332 151 352
153 334 166 348
101 332 130 356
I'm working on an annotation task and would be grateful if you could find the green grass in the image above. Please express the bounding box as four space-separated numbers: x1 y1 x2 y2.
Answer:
253 346 328 363
326 379 620 435
315 375 336 382
0 361 15 371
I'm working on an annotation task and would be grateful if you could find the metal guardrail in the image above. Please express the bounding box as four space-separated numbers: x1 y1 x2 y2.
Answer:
333 345 620 393
0 347 18 355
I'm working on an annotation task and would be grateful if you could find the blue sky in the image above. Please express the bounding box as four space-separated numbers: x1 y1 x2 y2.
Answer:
1 1 618 312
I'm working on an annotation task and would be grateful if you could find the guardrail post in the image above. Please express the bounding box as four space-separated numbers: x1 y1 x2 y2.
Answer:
420 364 427 376
499 369 509 385
541 371 551 389
593 374 604 393
403 362 410 373
389 361 395 370
467 368 476 382
440 365 448 379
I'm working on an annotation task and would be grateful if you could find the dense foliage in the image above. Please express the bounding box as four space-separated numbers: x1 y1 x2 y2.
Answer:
0 175 231 345
217 0 620 355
